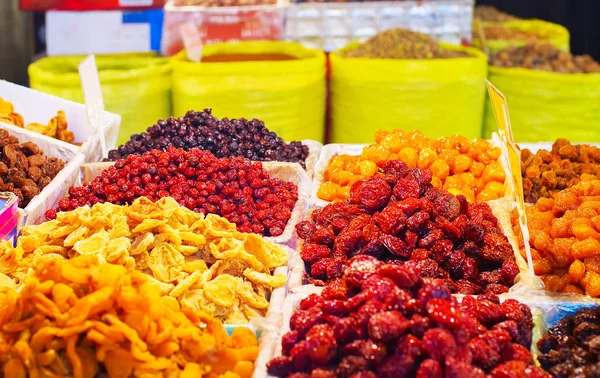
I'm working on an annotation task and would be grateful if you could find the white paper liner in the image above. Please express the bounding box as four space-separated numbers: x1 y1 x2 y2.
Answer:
0 127 87 225
302 139 323 179
311 138 512 208
0 80 120 163
80 161 311 247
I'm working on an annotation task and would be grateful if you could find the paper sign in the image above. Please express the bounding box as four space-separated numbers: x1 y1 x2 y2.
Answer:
78 55 108 158
486 80 514 145
180 22 203 63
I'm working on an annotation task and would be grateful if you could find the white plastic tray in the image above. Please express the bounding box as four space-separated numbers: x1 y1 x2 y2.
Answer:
0 80 120 163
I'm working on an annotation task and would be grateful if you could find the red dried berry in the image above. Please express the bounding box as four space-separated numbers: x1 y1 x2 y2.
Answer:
416 359 443 378
422 328 457 362
349 177 392 212
367 311 410 343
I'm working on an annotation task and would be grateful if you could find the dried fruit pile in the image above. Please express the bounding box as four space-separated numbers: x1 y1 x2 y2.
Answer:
318 130 506 203
268 257 548 377
491 44 600 73
48 147 298 237
342 28 470 59
0 129 64 207
482 25 544 42
522 139 600 203
537 307 600 377
300 159 519 295
174 0 275 5
0 254 258 378
512 180 600 297
107 109 309 168
474 5 520 22
6 197 288 323
0 98 76 143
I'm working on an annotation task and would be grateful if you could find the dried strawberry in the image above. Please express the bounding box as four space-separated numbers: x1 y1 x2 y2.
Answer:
267 356 293 376
393 178 421 200
300 294 324 310
305 324 337 364
301 244 332 264
321 279 348 300
501 344 533 363
416 359 443 378
444 357 486 378
297 221 317 240
343 256 383 288
337 356 370 378
311 227 336 247
377 354 416 378
282 330 300 355
422 328 457 362
368 311 410 343
349 177 392 212
377 264 420 288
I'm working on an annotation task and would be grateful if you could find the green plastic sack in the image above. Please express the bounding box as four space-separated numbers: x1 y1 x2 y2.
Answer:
171 41 326 143
329 44 488 143
474 19 570 54
483 66 600 142
28 54 171 145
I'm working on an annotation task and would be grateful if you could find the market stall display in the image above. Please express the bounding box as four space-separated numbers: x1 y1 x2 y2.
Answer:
512 180 600 297
330 29 487 143
520 140 600 203
537 306 600 376
107 109 309 168
473 20 570 54
0 130 65 208
0 99 75 144
49 148 299 237
0 254 258 377
2 196 288 323
171 41 326 143
491 44 600 73
316 130 506 204
0 80 120 164
482 45 600 142
28 54 171 145
298 160 520 295
268 258 547 377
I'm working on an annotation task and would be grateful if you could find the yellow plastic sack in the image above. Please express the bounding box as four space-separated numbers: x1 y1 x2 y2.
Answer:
330 44 488 143
28 54 171 145
483 66 600 142
171 41 326 143
474 19 570 54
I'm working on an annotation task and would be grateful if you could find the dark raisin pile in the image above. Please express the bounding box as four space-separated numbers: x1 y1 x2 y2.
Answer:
106 109 309 168
268 257 549 377
296 159 520 295
537 307 600 377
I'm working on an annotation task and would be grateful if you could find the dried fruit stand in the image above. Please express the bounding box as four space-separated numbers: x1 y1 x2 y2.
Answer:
3 2 600 378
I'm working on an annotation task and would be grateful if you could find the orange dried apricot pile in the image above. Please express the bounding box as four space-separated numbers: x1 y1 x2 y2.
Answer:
512 180 600 296
0 254 258 378
318 130 505 203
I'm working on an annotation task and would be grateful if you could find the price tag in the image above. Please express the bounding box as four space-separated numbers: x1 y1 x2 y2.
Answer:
486 80 534 275
486 80 514 146
180 21 203 63
78 55 108 159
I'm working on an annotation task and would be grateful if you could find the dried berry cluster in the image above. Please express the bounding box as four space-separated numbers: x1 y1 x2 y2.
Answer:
107 109 309 167
522 139 600 203
298 160 519 294
538 307 600 377
0 129 64 207
491 44 600 73
47 147 298 236
342 28 470 59
268 257 548 378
